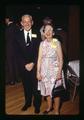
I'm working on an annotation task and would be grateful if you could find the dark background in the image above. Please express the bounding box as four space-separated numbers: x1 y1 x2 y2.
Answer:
5 5 68 30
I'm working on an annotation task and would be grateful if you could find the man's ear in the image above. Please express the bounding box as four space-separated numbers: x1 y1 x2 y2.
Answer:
21 21 23 26
32 20 34 26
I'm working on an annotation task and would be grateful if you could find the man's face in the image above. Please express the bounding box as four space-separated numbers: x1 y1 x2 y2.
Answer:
21 16 33 31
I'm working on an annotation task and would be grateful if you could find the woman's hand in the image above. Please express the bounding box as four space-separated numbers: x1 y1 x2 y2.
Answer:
56 72 62 80
37 73 42 81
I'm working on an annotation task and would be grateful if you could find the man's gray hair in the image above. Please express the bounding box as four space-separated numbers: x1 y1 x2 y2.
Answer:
21 14 33 21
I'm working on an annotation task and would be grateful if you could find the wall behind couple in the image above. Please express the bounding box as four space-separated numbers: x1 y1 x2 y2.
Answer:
6 5 80 60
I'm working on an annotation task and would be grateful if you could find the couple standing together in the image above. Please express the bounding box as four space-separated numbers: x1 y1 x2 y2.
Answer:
15 14 65 114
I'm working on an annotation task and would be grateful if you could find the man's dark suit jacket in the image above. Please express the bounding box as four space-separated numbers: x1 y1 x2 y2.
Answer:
15 28 41 72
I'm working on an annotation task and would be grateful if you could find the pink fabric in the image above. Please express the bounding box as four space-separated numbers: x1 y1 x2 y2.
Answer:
38 40 60 96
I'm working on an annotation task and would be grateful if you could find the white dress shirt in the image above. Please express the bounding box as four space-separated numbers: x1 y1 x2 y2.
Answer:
24 29 32 43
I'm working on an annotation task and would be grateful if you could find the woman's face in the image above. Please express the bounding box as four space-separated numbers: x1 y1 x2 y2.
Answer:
44 25 54 40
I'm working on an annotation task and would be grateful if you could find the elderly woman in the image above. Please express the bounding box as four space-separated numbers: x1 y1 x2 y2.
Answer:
37 24 65 114
40 17 53 40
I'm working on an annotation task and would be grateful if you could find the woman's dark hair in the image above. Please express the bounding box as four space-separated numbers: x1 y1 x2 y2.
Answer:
43 17 53 25
43 24 55 34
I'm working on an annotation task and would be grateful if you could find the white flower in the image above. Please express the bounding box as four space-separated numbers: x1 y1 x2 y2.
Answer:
51 38 58 48
32 34 37 38
53 38 58 42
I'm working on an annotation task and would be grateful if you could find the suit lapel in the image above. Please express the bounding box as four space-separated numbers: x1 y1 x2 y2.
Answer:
20 30 27 46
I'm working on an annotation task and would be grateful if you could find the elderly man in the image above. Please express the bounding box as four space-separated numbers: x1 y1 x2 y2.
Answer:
15 14 42 113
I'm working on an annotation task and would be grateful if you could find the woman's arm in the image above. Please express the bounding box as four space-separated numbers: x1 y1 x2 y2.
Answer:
37 43 43 80
56 40 63 80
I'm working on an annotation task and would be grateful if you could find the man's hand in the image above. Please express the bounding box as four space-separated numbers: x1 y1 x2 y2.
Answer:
25 63 34 71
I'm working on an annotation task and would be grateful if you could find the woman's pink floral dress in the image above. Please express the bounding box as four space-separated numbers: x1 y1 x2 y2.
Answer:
38 40 65 97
